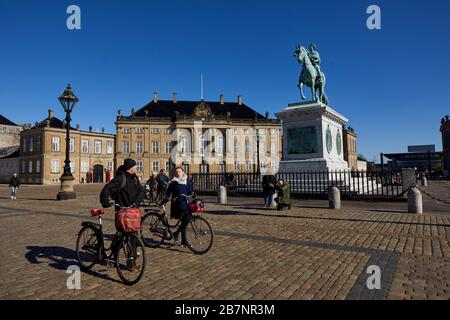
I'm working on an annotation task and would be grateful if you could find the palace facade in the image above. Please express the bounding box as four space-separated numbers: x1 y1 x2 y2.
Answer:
115 93 282 180
18 110 115 184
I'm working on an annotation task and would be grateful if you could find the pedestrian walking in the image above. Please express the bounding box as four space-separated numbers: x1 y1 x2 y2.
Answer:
8 173 20 200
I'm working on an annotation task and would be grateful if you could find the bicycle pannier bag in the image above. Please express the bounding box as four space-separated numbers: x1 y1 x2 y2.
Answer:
115 208 141 232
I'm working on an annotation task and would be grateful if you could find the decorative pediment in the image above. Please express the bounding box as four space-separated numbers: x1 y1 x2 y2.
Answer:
193 100 213 118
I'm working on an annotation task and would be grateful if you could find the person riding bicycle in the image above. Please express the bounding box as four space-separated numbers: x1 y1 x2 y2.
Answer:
100 158 144 211
161 166 193 247
156 169 169 199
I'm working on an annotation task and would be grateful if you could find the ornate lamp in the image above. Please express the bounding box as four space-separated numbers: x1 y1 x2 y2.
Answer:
57 84 78 200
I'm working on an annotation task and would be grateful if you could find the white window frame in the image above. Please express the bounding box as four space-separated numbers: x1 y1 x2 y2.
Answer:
164 128 172 134
36 160 41 174
165 141 172 154
122 128 131 134
28 161 33 173
152 128 160 134
199 134 205 155
81 160 89 173
136 141 143 154
152 161 159 172
233 160 240 172
106 140 113 154
165 161 171 172
69 138 75 153
135 128 144 134
94 140 102 154
136 160 143 172
29 137 33 153
52 136 60 152
216 136 223 155
81 139 89 154
152 141 159 154
122 141 130 154
51 160 59 173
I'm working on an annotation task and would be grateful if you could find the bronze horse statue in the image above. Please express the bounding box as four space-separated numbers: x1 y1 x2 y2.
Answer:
294 45 329 105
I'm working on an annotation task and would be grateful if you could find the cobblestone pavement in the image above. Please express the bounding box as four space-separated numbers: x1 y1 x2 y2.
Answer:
0 184 449 300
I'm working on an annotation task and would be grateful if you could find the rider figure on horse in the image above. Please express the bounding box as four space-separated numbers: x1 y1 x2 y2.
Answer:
308 43 322 83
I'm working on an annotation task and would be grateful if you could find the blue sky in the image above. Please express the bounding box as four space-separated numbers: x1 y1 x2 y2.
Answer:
1 0 449 162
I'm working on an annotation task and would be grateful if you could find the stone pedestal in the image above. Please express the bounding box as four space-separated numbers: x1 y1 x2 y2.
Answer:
57 175 77 200
275 101 349 172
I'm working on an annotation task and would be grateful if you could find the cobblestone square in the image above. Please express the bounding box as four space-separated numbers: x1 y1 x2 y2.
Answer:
0 183 449 300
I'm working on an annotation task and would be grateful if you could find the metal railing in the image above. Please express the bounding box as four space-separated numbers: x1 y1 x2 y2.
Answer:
189 170 404 199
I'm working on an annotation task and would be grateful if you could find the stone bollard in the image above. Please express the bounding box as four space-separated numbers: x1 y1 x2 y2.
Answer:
217 185 227 204
271 193 278 207
328 186 341 209
407 187 423 214
421 176 428 187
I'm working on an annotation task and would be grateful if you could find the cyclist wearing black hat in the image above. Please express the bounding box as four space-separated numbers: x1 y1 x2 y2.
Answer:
100 158 144 209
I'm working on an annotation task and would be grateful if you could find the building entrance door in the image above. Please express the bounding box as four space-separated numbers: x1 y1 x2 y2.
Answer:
93 164 104 183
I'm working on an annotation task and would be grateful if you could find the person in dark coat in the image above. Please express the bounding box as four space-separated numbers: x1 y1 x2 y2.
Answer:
162 166 193 246
8 173 20 200
100 158 144 209
262 174 277 207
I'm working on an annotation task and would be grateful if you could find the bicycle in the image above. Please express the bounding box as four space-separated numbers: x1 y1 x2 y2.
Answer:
140 194 213 254
75 206 147 285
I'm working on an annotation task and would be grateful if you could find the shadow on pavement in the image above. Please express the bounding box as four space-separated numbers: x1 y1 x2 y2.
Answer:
25 245 122 284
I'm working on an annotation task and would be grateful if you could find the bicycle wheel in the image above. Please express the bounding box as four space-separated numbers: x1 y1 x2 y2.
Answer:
141 211 166 247
116 233 147 285
76 225 99 270
183 216 214 254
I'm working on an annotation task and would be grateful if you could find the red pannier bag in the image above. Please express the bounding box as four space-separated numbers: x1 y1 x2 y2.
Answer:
115 208 141 233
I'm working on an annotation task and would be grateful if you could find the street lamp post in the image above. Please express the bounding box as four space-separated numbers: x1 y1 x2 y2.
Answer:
256 129 261 174
57 84 78 200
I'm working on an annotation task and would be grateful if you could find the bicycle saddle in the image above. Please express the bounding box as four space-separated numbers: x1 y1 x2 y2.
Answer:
90 209 105 216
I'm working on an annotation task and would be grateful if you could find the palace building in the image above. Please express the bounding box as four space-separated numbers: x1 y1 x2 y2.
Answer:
18 110 115 185
115 93 282 180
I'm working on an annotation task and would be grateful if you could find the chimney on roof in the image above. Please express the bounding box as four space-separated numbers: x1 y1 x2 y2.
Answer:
48 109 54 119
153 92 158 103
76 124 80 130
220 94 224 105
237 95 243 106
173 92 177 104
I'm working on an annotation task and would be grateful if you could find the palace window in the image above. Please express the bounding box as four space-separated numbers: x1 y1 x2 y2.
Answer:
259 142 265 154
165 141 172 154
245 160 252 172
69 138 75 153
218 161 226 173
21 161 25 173
36 160 41 174
180 136 187 155
51 160 59 173
245 141 251 153
36 135 41 153
106 140 113 154
107 161 113 173
152 141 159 154
136 141 143 154
82 139 89 153
165 161 171 172
70 161 75 173
122 141 130 154
81 160 89 173
137 161 143 172
216 136 223 155
122 128 131 134
28 161 33 173
199 134 205 155
94 140 102 154
22 137 27 153
152 161 159 172
29 137 33 153
233 161 240 172
182 162 189 174
135 128 144 134
271 141 277 155
244 129 250 135
234 139 240 154
52 136 60 152
164 128 172 134
152 128 160 134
